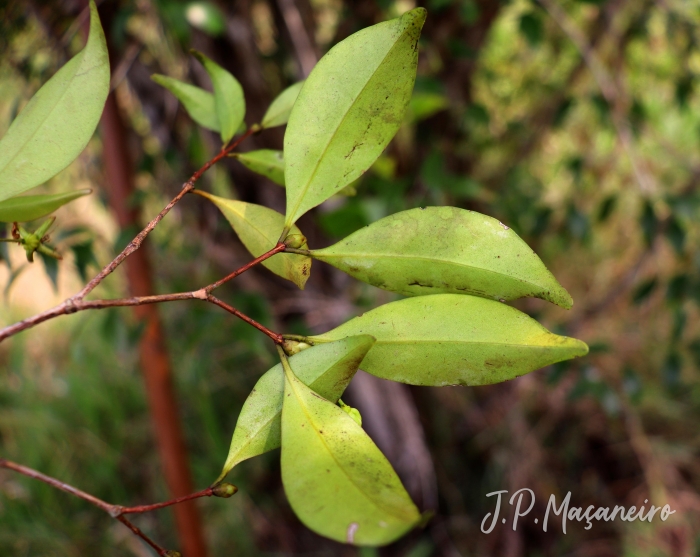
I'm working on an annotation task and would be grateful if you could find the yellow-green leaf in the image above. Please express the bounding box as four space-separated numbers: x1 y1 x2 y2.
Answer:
191 50 245 144
283 8 426 226
281 354 420 545
311 294 589 386
218 335 374 480
261 81 304 129
231 150 285 185
151 74 219 131
311 206 573 309
0 1 109 203
196 191 311 288
0 189 91 223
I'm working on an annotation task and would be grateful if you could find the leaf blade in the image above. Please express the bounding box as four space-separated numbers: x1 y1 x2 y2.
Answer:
0 189 91 223
312 206 573 309
196 191 311 288
281 355 420 545
232 149 285 185
219 335 375 479
261 81 304 129
151 74 220 131
312 294 588 386
283 8 426 225
191 50 245 143
0 0 110 203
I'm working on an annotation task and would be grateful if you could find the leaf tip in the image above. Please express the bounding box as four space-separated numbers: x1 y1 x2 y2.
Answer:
401 7 427 30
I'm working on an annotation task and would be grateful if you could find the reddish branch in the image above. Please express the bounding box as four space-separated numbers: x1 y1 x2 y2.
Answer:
0 458 235 556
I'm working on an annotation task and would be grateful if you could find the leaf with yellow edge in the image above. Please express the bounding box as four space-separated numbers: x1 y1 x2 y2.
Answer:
195 190 311 288
280 351 420 546
217 335 375 481
311 294 589 386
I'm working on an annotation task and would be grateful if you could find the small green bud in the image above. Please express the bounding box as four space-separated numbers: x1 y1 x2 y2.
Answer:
283 339 311 356
212 482 238 498
284 233 307 249
338 399 362 427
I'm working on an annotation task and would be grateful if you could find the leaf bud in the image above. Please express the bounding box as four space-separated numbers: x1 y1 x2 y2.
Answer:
284 233 307 249
212 482 238 498
283 339 311 356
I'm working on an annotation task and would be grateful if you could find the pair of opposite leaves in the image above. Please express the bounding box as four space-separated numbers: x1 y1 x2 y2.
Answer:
221 335 420 546
0 1 109 223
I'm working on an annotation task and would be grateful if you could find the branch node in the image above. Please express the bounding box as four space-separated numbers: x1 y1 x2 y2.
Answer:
192 288 208 300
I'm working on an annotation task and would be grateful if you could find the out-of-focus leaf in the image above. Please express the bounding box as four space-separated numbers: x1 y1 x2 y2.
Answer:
191 50 245 143
185 2 226 37
519 12 543 47
218 335 375 480
280 355 420 545
312 294 589 386
666 274 688 304
640 200 658 245
0 189 91 223
662 351 682 390
38 251 59 292
231 150 285 185
0 1 109 203
312 207 573 308
261 81 304 129
665 216 686 254
408 92 448 122
196 191 311 288
632 277 657 305
597 194 617 222
71 240 98 282
284 8 426 225
151 74 220 131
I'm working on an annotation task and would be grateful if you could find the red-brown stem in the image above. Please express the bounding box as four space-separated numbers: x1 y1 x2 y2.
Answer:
206 242 286 292
207 294 284 344
119 487 215 515
190 126 256 184
0 458 170 555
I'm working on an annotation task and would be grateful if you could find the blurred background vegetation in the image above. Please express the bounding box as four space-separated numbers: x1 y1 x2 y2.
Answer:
1 0 699 555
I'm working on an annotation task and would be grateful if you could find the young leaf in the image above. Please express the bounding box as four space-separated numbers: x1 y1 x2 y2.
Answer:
311 206 573 309
191 50 245 144
231 150 285 185
283 8 427 226
261 81 304 129
0 189 91 223
311 294 589 386
151 75 220 131
195 191 311 288
218 335 375 480
0 1 109 203
280 354 420 546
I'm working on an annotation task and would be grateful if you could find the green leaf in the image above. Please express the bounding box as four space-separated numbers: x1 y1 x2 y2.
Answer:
312 294 588 386
231 149 285 185
0 1 109 203
280 354 420 546
0 189 91 223
311 206 573 309
261 81 304 129
195 190 311 288
151 74 220 131
191 50 245 144
218 335 375 480
283 8 426 226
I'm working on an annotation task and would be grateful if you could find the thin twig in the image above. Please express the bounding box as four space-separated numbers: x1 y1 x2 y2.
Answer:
0 128 260 345
208 294 284 344
0 459 171 555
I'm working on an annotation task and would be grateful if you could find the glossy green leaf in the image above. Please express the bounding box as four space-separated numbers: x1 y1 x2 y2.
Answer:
151 74 219 131
196 191 311 288
0 189 91 223
283 8 426 226
261 81 304 129
218 335 375 480
191 50 245 144
232 150 284 185
311 206 573 309
312 294 589 386
0 1 109 203
281 354 420 545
